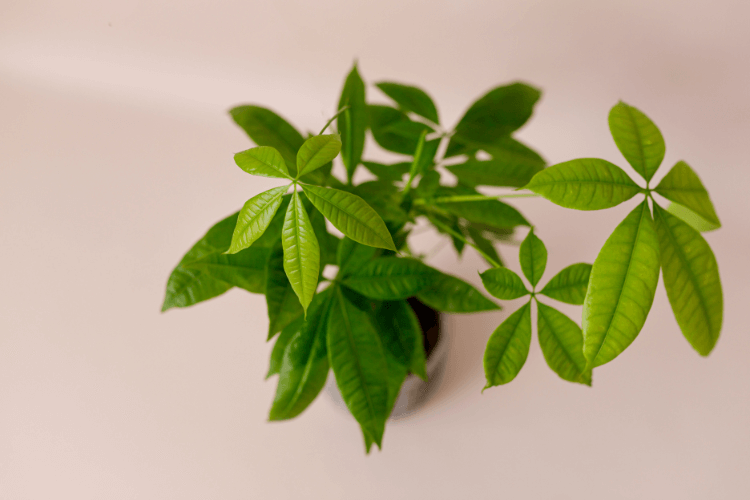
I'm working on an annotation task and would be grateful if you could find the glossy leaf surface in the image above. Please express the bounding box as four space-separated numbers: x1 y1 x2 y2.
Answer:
230 105 304 175
519 228 547 288
537 301 592 385
234 146 291 179
342 257 435 300
483 302 532 388
338 64 367 182
227 185 289 254
655 161 721 227
281 192 320 314
653 204 722 356
376 82 439 124
525 158 641 211
301 184 396 251
480 267 529 300
265 243 303 339
375 300 427 381
296 134 342 178
583 201 661 367
417 271 499 313
540 263 592 305
608 101 665 183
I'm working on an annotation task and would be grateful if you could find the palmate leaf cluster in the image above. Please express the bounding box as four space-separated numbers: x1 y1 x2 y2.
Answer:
163 64 724 453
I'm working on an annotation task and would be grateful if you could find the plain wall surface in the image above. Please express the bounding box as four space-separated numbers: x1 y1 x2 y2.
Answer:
1 1 749 498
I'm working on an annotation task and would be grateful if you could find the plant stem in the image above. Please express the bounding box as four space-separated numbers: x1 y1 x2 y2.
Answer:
428 216 502 268
413 193 540 205
318 105 350 135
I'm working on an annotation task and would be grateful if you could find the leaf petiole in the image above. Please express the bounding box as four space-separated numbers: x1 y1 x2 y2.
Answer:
318 105 351 135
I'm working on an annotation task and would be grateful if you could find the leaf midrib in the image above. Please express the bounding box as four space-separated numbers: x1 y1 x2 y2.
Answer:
305 187 388 247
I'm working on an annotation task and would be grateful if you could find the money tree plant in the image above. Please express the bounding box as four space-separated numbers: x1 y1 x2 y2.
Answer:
163 64 723 453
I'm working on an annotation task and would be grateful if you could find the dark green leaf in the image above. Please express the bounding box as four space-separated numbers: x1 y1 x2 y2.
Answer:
480 267 529 300
376 82 439 124
353 180 408 224
234 146 292 179
537 301 592 385
467 226 503 267
327 287 388 448
337 237 379 277
265 243 303 340
446 145 545 188
525 158 641 211
416 170 440 200
368 105 438 157
309 208 339 268
583 201 661 368
281 192 320 314
417 270 499 313
267 317 304 379
608 101 665 183
297 134 342 178
227 185 288 254
230 105 305 175
375 300 427 381
361 161 411 183
436 186 529 228
655 161 721 227
269 288 333 420
301 184 396 251
343 257 435 300
519 228 547 288
384 353 408 419
483 302 532 388
337 64 367 182
186 247 269 294
653 204 722 356
539 263 592 305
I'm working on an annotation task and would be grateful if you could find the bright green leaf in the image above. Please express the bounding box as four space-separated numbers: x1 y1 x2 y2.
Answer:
537 301 592 385
655 161 721 227
519 228 547 288
342 257 435 300
265 243 303 340
376 82 439 124
653 204 722 356
480 268 529 300
583 201 661 368
297 134 342 178
281 192 320 314
230 105 304 175
301 184 396 251
375 300 428 381
483 302 532 388
608 101 665 183
417 270 499 313
234 146 292 179
666 202 720 233
227 185 289 254
524 158 641 211
267 317 304 379
185 247 269 294
338 64 367 182
539 263 592 305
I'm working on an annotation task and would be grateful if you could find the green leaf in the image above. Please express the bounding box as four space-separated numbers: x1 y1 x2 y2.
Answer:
185 247 269 294
296 134 342 178
375 300 428 381
446 82 541 157
352 180 408 225
376 82 439 124
483 302 532 388
368 105 438 157
480 268 529 300
342 257 435 300
653 204 722 356
269 288 333 420
337 236 379 276
536 301 592 385
666 202 720 233
654 161 721 227
308 208 339 268
384 353 408 419
227 185 289 254
446 148 545 188
417 270 499 313
301 184 397 251
265 243 303 340
539 263 592 305
436 187 529 228
281 192 320 314
583 201 661 368
230 105 305 175
234 146 292 179
267 317 304 378
338 64 367 182
608 101 665 183
162 213 237 311
519 228 547 288
525 158 641 211
467 225 504 267
361 161 411 183
327 287 388 448
415 170 440 200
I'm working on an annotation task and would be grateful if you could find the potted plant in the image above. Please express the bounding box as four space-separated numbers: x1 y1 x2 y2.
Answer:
162 63 723 453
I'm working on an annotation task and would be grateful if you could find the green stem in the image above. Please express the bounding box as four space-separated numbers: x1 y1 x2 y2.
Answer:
428 216 502 268
318 105 350 136
402 130 428 198
413 193 540 205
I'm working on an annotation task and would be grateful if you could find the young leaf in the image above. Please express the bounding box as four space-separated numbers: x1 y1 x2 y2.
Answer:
269 289 333 420
519 228 547 288
583 201 661 368
265 244 303 340
327 287 389 448
162 213 238 311
227 185 289 254
483 302 532 388
374 300 428 381
446 151 545 188
446 82 541 157
480 268 529 300
539 263 592 305
301 184 397 251
338 64 367 182
608 101 666 183
653 204 722 356
342 257 436 300
230 105 305 175
467 226 504 267
281 192 320 314
536 301 592 385
234 146 292 179
185 247 269 294
376 82 440 124
524 158 641 211
267 317 304 378
654 161 721 227
417 270 499 313
296 134 342 178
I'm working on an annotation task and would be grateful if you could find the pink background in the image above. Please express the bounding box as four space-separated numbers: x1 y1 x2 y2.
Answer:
2 0 749 498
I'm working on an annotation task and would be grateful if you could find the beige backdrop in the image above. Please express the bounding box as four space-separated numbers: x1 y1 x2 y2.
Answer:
2 0 749 498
